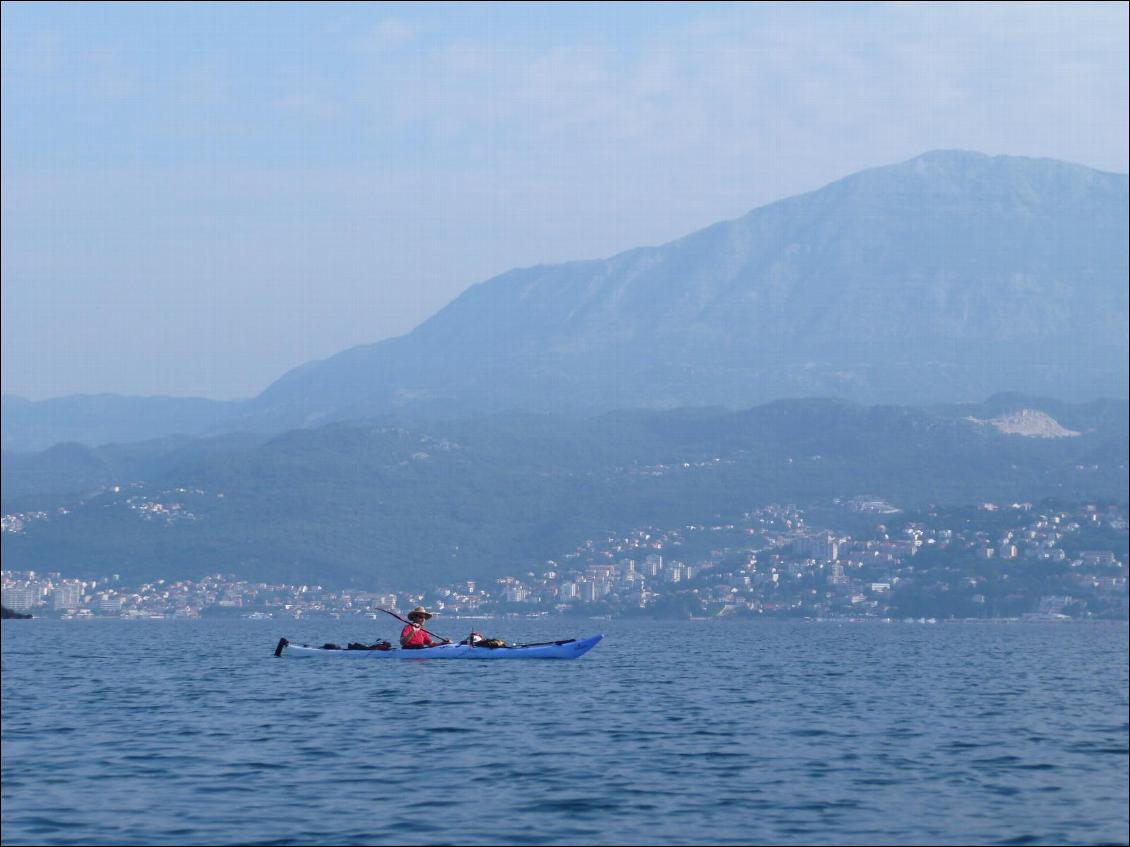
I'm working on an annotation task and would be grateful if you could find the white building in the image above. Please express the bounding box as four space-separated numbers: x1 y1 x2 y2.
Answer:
2 587 38 611
52 582 84 611
96 594 123 615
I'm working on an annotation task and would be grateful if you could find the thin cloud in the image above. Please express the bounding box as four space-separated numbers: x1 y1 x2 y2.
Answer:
353 17 417 53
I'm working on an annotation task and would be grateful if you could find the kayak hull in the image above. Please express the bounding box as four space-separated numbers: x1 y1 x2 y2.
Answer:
278 634 603 660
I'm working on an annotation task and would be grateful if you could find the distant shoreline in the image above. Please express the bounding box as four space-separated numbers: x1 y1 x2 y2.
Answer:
4 614 1126 624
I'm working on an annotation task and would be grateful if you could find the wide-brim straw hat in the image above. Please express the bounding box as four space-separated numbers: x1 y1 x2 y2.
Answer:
407 606 433 621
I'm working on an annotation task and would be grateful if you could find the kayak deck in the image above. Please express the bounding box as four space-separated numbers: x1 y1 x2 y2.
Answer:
277 634 603 660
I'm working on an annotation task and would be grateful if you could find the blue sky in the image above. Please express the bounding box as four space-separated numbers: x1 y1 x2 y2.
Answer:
3 1 1127 400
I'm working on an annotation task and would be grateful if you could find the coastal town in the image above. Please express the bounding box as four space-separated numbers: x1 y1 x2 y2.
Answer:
3 501 1127 622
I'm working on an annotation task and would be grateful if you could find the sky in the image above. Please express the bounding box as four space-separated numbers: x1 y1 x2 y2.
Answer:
2 2 1127 401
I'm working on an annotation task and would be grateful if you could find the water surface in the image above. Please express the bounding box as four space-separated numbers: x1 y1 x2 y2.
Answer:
3 618 1127 845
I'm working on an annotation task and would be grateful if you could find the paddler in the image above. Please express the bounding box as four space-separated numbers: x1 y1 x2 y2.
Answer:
399 606 449 648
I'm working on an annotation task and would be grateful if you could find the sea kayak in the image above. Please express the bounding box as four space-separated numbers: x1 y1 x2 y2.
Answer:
275 634 603 660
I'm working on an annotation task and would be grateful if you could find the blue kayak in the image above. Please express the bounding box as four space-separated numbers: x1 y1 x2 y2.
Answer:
276 634 603 660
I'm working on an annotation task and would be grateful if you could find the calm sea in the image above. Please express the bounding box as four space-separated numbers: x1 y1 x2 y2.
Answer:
2 618 1127 846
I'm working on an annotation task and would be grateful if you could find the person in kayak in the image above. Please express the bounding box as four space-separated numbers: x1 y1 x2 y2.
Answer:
400 606 449 649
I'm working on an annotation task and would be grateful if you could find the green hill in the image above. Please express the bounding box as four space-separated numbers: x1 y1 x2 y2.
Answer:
3 397 1125 589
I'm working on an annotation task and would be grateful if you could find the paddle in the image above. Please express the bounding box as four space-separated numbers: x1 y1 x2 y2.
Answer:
375 607 452 645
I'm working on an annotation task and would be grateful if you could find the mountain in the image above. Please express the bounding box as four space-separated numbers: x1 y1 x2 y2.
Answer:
3 396 1125 589
1 394 243 453
243 150 1129 429
0 431 267 503
4 151 1125 452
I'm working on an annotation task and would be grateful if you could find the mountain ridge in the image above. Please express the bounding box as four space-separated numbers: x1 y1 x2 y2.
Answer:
1 393 245 453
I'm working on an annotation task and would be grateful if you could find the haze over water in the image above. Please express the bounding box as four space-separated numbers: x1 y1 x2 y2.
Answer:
2 618 1127 845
